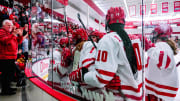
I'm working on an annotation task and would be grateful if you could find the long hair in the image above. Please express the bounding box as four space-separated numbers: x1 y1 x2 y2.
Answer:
108 23 138 77
166 39 178 55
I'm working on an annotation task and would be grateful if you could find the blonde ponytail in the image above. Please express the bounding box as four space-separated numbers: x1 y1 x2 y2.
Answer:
166 39 178 55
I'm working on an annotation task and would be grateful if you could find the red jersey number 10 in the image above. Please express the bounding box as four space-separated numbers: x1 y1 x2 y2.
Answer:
97 50 108 62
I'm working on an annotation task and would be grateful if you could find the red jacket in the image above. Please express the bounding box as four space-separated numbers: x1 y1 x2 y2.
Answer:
0 28 23 59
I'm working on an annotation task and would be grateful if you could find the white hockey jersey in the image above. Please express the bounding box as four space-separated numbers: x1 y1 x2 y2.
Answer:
145 42 179 101
48 49 72 89
73 41 97 71
84 32 143 101
72 41 98 93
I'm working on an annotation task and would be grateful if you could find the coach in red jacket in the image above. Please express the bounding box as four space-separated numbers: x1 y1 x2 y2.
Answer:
0 19 23 95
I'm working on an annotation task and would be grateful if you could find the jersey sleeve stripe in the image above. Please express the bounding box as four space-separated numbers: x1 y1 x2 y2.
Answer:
121 83 143 93
113 35 122 42
145 85 177 97
96 69 115 77
83 62 95 69
145 78 178 91
125 94 143 100
82 58 96 65
89 47 95 53
96 75 109 84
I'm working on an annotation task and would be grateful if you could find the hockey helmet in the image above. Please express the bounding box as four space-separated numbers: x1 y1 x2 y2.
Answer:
90 30 99 37
152 24 172 42
106 7 125 27
72 28 88 43
90 31 105 42
59 37 69 48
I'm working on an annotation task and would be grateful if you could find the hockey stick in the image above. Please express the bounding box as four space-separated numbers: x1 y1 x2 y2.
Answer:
77 13 97 49
64 7 73 59
176 61 180 67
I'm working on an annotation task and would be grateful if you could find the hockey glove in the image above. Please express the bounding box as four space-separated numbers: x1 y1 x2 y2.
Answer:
69 67 88 82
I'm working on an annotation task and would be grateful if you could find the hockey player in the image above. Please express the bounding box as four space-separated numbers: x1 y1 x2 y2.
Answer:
145 25 179 101
47 37 72 90
69 7 143 101
89 30 105 43
72 28 97 71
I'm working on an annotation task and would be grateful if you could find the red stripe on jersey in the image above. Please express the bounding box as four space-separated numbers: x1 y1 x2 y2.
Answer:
114 35 121 42
121 83 143 93
145 57 150 68
133 43 142 70
82 58 95 65
96 75 109 84
96 69 115 77
145 78 178 91
90 47 95 53
157 51 164 69
145 85 177 97
165 55 171 69
125 94 143 100
113 93 143 100
83 62 95 69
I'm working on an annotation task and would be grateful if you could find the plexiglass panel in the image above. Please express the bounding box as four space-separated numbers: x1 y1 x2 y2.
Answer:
28 0 180 101
143 0 180 101
28 0 146 100
31 0 52 82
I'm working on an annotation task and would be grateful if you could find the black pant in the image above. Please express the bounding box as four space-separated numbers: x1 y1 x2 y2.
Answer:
0 59 16 92
23 52 28 62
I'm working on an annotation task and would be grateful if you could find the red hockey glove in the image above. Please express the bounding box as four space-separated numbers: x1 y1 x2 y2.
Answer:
105 75 121 90
69 67 88 82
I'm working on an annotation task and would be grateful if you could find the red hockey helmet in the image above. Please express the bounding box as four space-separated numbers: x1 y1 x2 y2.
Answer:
90 30 99 37
90 31 105 40
152 24 172 42
59 37 69 48
72 28 88 42
106 7 125 26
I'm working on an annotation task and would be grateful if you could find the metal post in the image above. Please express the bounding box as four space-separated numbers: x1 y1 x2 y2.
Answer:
87 6 89 28
99 16 101 31
51 0 54 89
141 0 145 101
